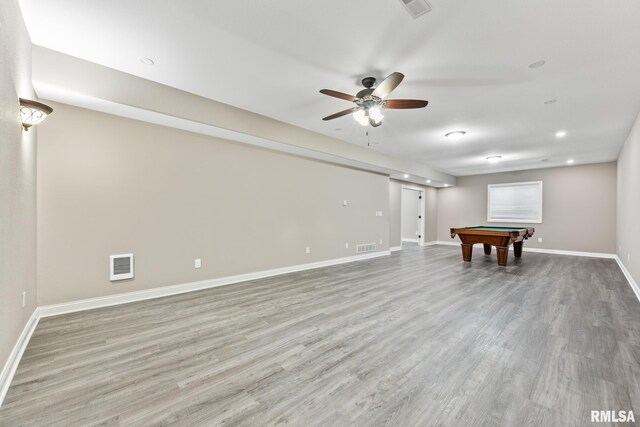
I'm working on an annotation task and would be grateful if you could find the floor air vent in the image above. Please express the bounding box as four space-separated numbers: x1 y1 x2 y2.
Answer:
356 243 377 254
110 254 134 281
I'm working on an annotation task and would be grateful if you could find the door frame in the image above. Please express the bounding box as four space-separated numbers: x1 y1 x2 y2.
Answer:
401 185 426 247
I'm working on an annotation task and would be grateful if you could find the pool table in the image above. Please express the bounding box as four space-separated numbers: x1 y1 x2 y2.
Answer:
450 226 535 266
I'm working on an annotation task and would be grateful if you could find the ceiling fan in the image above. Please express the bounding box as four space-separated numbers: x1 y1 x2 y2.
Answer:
320 72 428 127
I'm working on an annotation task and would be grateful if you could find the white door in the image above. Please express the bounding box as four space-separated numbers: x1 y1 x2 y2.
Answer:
401 188 422 244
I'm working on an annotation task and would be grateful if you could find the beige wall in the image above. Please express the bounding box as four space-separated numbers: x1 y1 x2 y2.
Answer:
389 180 438 247
437 163 617 253
389 181 401 247
617 112 640 284
0 1 38 376
425 186 438 243
37 102 390 305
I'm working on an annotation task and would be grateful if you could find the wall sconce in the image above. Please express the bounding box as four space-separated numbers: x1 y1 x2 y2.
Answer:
19 98 53 131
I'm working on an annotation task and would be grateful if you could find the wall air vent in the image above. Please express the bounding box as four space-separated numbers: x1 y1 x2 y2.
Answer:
356 243 377 254
399 0 432 19
110 254 134 281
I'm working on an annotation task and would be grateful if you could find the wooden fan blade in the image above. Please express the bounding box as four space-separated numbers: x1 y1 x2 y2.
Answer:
372 72 404 99
323 107 357 121
384 99 429 109
319 89 357 102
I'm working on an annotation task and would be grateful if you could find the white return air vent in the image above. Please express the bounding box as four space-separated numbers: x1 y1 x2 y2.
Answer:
356 243 377 254
398 0 432 19
110 253 134 281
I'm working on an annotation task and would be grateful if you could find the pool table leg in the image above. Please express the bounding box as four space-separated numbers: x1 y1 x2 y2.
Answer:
514 241 523 258
483 244 492 255
461 244 473 262
496 246 509 266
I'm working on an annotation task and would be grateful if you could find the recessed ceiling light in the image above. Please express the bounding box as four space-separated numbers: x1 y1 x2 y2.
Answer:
529 60 546 69
426 179 431 184
140 57 155 66
403 174 409 178
544 99 557 105
566 159 575 164
486 155 502 162
555 130 567 138
445 131 466 141
444 184 449 187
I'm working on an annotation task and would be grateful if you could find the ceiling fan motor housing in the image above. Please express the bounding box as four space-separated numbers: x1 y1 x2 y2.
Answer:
361 76 377 89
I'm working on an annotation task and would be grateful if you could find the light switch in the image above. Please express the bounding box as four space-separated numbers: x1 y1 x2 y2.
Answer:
195 258 202 268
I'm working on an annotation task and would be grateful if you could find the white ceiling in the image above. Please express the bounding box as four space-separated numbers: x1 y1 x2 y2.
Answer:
19 0 640 176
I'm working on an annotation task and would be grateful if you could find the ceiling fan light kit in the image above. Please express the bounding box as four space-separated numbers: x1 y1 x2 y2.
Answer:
320 72 428 127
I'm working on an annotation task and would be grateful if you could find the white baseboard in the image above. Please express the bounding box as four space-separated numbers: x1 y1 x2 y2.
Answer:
0 308 40 408
615 256 640 302
433 241 459 247
521 247 616 259
401 238 419 243
421 241 439 247
38 250 390 318
433 241 616 259
390 246 402 252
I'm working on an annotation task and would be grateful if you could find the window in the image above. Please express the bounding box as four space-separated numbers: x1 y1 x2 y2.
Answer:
487 181 542 223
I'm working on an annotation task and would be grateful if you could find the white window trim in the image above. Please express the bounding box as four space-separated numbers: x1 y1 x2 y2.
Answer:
487 181 543 224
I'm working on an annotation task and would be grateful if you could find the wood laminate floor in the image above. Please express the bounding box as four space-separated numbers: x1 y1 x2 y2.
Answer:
1 245 640 426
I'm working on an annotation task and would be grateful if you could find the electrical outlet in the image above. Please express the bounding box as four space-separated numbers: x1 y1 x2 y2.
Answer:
343 200 347 206
194 258 202 269
22 291 26 308
538 238 543 243
619 245 622 252
306 247 311 254
379 239 383 245
345 242 349 249
379 211 383 216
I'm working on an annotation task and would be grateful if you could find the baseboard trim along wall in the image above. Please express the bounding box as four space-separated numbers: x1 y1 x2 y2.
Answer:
38 250 391 318
0 309 40 408
615 256 640 302
390 246 402 252
432 241 617 258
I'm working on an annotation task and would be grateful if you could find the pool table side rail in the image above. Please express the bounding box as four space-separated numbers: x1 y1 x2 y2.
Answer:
449 227 535 240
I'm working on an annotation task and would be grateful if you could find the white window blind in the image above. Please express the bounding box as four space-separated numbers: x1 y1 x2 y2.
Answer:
487 181 542 223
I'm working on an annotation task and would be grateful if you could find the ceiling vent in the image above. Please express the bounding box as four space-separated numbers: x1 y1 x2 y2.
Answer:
110 254 134 281
399 0 432 19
